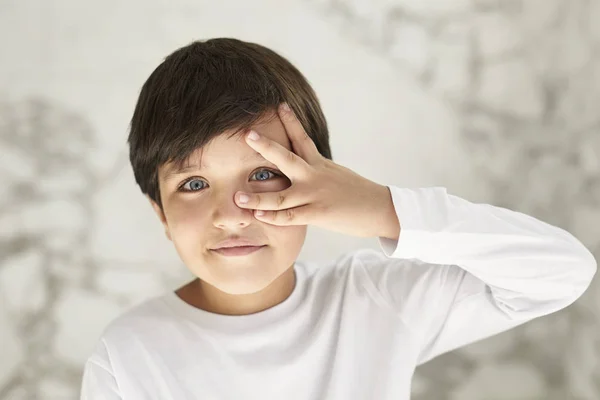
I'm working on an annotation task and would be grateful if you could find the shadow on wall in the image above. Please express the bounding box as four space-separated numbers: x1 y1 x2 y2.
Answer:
0 97 124 398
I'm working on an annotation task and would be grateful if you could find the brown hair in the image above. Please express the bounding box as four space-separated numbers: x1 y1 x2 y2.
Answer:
127 38 332 209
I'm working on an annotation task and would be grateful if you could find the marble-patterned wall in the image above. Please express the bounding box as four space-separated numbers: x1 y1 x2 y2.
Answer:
0 0 598 399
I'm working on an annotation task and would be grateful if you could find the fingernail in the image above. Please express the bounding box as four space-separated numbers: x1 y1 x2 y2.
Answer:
281 103 290 112
238 193 249 203
247 131 260 141
255 210 265 216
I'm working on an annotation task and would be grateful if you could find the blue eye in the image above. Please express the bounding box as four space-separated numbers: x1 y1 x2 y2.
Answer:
178 169 281 192
181 179 206 192
251 169 278 181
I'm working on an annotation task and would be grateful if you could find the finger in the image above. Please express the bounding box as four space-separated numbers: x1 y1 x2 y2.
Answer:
245 130 310 179
278 103 321 164
235 188 308 211
253 204 311 226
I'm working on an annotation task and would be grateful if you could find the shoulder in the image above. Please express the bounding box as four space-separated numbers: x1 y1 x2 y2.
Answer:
317 248 466 310
301 247 441 298
93 293 175 349
322 247 449 288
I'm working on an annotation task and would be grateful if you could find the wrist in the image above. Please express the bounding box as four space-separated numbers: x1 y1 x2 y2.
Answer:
374 184 401 240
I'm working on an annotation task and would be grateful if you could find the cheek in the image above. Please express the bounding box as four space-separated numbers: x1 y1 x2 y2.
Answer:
165 201 208 236
270 224 307 251
167 208 210 262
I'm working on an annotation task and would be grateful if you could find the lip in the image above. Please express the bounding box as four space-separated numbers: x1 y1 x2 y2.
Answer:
211 238 264 249
211 245 266 256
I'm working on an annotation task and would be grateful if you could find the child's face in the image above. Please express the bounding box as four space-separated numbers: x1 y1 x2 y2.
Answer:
151 110 307 295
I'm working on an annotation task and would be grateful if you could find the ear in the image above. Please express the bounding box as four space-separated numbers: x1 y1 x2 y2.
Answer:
148 196 172 241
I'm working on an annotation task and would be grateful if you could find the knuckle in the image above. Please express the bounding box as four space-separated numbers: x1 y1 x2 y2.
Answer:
277 193 286 207
285 208 294 221
286 150 297 164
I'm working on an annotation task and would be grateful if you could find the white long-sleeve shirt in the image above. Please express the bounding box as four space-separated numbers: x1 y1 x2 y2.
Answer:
80 186 597 400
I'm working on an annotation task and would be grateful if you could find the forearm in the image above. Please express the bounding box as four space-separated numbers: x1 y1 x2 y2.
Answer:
379 185 597 302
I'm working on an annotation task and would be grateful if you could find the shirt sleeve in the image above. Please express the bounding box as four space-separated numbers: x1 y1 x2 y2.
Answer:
364 186 597 365
80 339 122 400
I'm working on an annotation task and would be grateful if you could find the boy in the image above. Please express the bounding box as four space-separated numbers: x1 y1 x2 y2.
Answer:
80 38 597 399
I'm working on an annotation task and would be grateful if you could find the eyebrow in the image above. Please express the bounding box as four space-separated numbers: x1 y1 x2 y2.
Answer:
163 152 275 180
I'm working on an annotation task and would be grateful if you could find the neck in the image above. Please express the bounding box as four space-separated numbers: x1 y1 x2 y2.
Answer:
176 266 297 316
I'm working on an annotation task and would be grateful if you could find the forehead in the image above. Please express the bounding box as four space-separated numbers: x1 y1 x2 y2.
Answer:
160 111 291 178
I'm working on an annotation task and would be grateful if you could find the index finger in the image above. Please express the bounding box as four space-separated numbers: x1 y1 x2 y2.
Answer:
278 103 321 164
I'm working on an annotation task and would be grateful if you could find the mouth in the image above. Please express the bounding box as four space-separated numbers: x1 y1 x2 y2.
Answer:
211 245 266 256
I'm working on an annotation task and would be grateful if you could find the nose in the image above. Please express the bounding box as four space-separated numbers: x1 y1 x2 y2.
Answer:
212 189 254 229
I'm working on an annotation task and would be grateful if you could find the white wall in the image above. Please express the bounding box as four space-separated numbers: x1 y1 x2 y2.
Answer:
0 0 598 398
